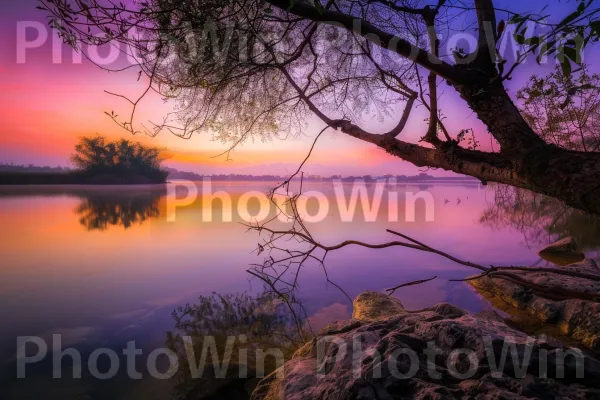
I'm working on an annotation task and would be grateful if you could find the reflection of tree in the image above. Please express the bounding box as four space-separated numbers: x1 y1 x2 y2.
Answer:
166 292 311 400
481 185 600 250
75 192 161 231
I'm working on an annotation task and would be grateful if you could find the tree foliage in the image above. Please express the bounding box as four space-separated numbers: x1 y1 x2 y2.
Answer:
517 66 600 152
509 0 600 77
70 136 169 181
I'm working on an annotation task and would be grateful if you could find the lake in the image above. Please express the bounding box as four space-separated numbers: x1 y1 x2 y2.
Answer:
1 181 598 399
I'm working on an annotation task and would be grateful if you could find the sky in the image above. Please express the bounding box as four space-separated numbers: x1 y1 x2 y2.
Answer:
0 0 589 176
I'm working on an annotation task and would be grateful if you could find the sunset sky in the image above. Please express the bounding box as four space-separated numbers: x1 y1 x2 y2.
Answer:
0 0 589 176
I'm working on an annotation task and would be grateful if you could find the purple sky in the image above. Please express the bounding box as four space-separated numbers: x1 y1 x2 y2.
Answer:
0 0 594 176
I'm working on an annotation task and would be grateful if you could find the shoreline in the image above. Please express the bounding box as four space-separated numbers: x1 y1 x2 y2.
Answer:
0 172 167 186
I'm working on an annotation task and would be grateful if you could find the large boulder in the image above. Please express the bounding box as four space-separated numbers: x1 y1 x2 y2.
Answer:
470 259 600 349
251 292 600 400
352 291 406 322
538 237 585 266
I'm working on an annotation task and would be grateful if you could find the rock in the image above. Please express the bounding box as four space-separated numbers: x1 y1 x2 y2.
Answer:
474 309 505 323
352 291 406 322
470 259 600 349
251 293 600 400
538 237 586 266
561 299 600 350
540 237 581 253
565 258 600 274
470 273 560 323
426 302 468 319
292 341 314 359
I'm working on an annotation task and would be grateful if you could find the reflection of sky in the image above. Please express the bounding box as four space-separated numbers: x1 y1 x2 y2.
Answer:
0 183 547 353
0 1 597 175
1 181 596 397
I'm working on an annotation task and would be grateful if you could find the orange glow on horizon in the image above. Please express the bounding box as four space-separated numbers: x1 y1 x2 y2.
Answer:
0 9 483 177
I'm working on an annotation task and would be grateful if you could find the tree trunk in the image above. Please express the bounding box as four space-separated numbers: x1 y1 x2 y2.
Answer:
456 78 600 215
455 78 547 153
339 124 600 216
383 138 600 216
515 146 600 215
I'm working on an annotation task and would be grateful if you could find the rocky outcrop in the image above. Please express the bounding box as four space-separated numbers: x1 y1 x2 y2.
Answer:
470 258 600 350
251 292 600 400
538 237 586 266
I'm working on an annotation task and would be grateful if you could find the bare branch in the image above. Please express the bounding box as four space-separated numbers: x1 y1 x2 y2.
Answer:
264 0 465 84
386 276 438 296
247 179 600 307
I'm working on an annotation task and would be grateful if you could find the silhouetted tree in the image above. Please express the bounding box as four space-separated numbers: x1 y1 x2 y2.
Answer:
70 136 169 182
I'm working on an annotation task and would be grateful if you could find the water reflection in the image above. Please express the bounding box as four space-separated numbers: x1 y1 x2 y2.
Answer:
75 192 161 231
0 185 165 231
1 183 599 400
481 185 600 251
166 291 311 400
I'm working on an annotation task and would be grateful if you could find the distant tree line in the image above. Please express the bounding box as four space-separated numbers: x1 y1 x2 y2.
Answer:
1 161 477 184
0 163 68 173
165 169 478 183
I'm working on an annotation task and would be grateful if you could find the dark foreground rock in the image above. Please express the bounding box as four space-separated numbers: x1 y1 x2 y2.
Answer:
251 292 600 400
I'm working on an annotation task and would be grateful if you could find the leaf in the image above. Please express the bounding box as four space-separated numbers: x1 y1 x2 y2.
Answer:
559 51 572 77
536 41 552 64
514 33 525 44
524 35 542 46
314 1 325 14
557 6 585 29
591 21 600 36
563 46 581 66
509 14 526 24
497 19 506 36
515 18 529 33
567 83 595 95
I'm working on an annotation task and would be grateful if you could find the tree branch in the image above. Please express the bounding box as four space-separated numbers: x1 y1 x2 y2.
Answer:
475 0 498 65
422 8 443 146
264 0 465 84
386 276 438 296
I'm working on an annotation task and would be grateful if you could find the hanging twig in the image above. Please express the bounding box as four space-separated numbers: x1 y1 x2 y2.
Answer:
386 276 438 296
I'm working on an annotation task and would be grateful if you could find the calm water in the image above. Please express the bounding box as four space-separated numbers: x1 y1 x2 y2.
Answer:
1 181 598 399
